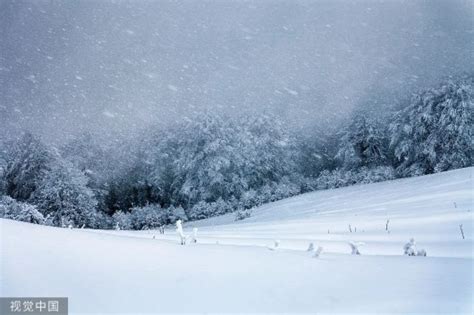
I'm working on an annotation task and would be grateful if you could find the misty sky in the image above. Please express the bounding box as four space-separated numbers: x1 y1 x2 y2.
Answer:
1 0 472 143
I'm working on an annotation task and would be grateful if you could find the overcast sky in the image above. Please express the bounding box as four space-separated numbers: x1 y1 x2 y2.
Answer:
1 0 472 143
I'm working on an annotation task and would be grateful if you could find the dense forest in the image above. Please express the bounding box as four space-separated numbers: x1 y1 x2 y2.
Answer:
1 74 472 229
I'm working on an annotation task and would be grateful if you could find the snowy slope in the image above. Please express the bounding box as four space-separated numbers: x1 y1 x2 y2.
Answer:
1 168 473 314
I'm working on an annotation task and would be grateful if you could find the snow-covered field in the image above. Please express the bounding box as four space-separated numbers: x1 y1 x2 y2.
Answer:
1 168 473 314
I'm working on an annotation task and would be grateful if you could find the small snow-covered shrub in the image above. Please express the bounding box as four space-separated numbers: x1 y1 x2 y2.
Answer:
404 238 417 256
235 209 252 221
349 241 364 255
0 195 44 224
417 249 427 257
403 238 427 257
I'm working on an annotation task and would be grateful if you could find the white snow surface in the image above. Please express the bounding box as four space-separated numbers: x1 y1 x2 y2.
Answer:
1 168 473 314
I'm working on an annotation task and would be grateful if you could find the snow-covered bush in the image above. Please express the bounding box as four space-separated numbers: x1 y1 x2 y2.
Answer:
187 178 300 222
0 195 44 224
403 238 416 256
166 205 188 224
113 211 132 230
315 166 395 190
239 189 260 209
130 204 166 230
94 211 114 229
235 209 252 221
129 203 187 230
355 166 396 184
417 249 427 257
271 177 301 201
188 198 232 221
403 238 427 257
188 201 214 220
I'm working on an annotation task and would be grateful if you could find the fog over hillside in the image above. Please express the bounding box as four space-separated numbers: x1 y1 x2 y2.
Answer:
1 0 472 143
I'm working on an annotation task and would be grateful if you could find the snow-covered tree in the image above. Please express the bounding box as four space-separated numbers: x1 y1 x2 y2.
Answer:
0 195 44 224
61 133 110 186
336 114 389 170
0 138 11 194
60 132 123 212
296 126 339 180
141 113 300 219
31 160 99 228
390 75 473 176
3 133 54 201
